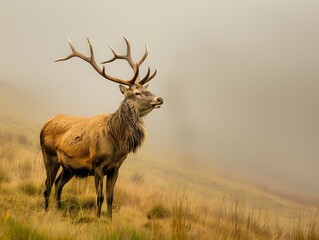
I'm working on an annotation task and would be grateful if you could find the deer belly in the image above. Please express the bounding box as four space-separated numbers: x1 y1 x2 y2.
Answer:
57 151 93 177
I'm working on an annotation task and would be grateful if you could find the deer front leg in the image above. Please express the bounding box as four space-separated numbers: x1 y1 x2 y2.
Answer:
106 170 119 219
94 172 104 218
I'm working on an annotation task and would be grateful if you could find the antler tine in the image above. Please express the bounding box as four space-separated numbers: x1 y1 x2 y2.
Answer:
129 62 140 85
139 66 151 83
138 45 148 66
123 37 132 59
55 39 81 62
139 67 157 85
137 45 158 85
103 43 147 83
100 37 140 85
123 37 139 84
55 38 135 86
100 45 119 64
55 38 95 64
101 37 136 70
87 38 95 60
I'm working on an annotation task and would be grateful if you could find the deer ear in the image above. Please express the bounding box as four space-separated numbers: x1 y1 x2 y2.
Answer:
119 85 129 96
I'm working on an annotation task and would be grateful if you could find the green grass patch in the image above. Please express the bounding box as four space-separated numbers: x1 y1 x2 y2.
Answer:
18 181 42 196
0 215 49 240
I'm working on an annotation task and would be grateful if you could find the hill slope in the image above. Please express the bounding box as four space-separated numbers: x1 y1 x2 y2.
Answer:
0 116 318 240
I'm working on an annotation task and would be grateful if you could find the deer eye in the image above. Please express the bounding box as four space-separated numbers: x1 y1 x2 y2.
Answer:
135 92 142 96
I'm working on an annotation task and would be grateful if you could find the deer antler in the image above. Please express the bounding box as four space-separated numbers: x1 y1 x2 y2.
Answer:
139 67 157 85
55 38 139 86
101 37 157 85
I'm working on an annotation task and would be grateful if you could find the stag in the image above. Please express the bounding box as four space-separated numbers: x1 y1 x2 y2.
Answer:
40 37 163 218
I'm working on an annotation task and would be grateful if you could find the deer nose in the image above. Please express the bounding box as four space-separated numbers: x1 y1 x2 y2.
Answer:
157 97 163 104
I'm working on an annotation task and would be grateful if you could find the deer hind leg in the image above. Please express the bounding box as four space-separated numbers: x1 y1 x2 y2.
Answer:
106 170 119 219
55 168 74 209
94 172 104 218
43 153 60 210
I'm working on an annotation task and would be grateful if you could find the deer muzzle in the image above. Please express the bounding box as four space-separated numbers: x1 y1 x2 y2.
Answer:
151 97 163 108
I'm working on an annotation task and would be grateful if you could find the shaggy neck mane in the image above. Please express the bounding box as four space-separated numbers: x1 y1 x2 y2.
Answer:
108 100 145 154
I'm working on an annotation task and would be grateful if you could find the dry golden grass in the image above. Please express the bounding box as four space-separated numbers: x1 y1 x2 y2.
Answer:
0 116 318 240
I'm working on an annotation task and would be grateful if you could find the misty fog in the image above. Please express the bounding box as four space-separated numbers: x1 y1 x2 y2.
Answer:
1 0 319 195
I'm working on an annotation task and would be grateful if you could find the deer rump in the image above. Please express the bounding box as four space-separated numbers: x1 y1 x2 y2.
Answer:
41 114 114 178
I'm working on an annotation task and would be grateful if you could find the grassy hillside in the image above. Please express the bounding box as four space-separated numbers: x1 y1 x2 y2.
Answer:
0 116 318 240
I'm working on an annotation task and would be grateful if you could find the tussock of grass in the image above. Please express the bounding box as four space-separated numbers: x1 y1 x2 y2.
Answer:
74 216 96 224
18 181 42 196
147 203 170 219
61 196 80 212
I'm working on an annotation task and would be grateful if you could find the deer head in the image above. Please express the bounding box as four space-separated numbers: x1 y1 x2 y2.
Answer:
55 37 163 117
